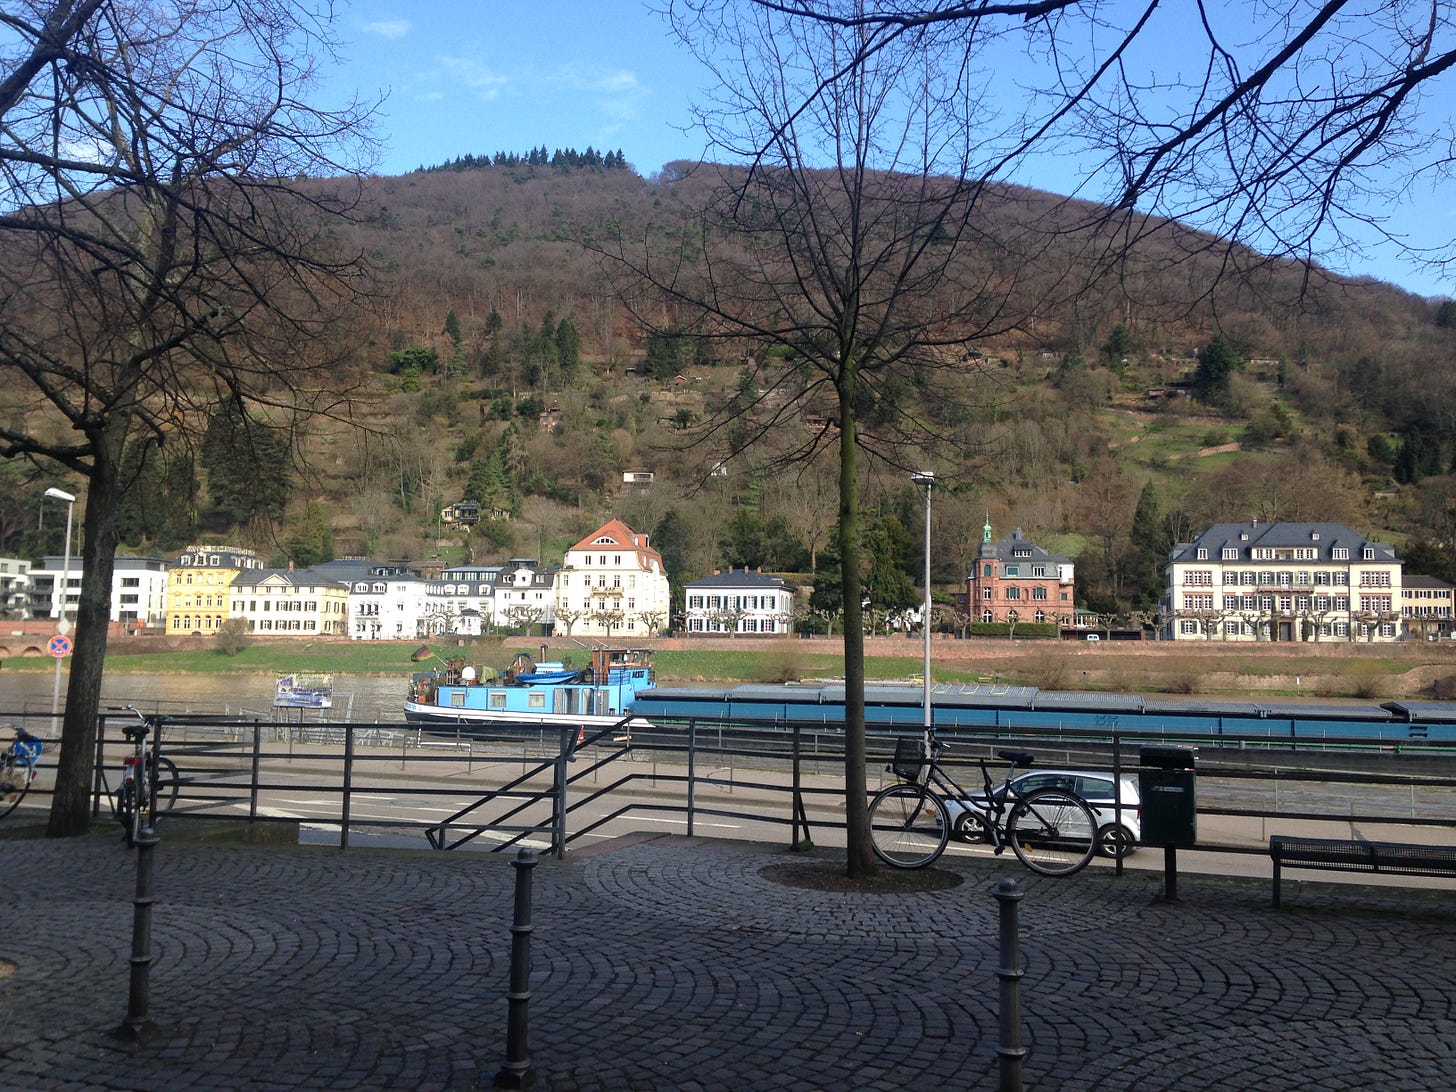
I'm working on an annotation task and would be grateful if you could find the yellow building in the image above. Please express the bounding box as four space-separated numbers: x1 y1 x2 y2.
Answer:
164 546 265 635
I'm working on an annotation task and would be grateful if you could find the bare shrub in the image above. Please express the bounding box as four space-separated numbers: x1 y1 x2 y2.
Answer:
213 618 253 657
1020 649 1071 691
1344 666 1391 700
758 648 809 684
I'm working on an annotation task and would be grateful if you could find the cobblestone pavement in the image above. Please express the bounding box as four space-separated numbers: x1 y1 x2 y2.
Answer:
1 828 1454 1090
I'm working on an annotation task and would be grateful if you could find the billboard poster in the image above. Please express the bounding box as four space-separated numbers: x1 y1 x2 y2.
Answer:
274 673 334 709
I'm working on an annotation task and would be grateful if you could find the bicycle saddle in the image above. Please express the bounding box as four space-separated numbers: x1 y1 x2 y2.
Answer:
997 749 1035 768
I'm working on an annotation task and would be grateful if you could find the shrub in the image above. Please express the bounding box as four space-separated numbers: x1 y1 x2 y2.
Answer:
214 617 252 657
757 648 809 684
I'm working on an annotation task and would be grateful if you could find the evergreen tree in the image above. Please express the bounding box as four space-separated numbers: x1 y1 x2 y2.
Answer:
115 439 198 550
1191 334 1242 403
485 307 503 336
200 398 293 527
281 503 335 568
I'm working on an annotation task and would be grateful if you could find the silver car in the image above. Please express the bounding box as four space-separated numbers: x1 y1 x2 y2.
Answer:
943 770 1142 858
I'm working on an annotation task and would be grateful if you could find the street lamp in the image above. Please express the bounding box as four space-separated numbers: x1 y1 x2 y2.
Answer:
910 471 935 728
43 486 77 724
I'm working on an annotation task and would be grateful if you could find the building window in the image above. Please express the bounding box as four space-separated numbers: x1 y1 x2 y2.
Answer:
981 609 993 624
1222 548 1237 560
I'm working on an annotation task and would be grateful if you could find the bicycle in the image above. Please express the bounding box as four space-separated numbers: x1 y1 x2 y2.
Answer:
110 705 179 846
1 725 44 819
868 727 1099 876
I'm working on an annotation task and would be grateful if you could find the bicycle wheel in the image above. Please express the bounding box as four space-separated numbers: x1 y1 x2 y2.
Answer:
1006 788 1097 877
869 783 949 869
149 755 179 813
1 757 31 819
116 780 140 846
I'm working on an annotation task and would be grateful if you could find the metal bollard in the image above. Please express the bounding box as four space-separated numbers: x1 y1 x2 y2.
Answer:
116 824 160 1042
494 849 537 1089
993 878 1027 1092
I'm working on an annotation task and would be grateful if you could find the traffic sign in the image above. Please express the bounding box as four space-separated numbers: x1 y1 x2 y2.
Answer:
48 634 72 658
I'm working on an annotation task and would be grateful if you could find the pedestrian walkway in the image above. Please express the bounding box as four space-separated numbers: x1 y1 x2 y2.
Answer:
2 821 1454 1090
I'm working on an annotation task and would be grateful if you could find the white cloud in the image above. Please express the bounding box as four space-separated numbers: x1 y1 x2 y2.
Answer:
437 56 511 99
363 20 411 40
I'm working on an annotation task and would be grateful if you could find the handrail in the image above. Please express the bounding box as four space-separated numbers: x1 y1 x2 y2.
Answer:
51 711 1456 861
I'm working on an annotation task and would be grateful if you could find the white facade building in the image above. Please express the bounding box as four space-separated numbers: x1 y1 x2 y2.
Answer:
684 567 797 635
229 568 350 636
30 554 168 626
424 564 503 636
490 559 557 632
0 556 32 618
1163 521 1402 642
340 565 430 641
554 519 671 638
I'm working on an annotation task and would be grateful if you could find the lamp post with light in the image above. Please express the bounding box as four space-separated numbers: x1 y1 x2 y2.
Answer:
43 487 77 723
910 471 935 728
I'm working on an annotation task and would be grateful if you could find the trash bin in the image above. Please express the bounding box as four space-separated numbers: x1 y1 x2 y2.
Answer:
1139 746 1197 847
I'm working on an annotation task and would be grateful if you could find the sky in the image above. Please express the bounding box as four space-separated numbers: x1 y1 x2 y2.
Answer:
324 1 1453 301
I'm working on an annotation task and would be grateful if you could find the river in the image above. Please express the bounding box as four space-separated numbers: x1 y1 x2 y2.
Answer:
0 670 409 723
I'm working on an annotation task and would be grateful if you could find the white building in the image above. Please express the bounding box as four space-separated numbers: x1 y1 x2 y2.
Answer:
1163 521 1402 642
490 559 557 633
333 563 430 641
29 554 169 626
684 567 797 635
554 519 671 638
229 567 350 636
424 563 503 637
0 556 32 618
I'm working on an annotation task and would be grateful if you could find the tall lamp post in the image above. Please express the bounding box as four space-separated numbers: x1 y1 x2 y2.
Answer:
44 487 77 723
910 471 935 728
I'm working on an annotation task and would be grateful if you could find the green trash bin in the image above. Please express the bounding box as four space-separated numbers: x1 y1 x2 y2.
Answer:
1139 746 1197 847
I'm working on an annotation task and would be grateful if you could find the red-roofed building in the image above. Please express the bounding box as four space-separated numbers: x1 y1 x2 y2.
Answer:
553 519 671 638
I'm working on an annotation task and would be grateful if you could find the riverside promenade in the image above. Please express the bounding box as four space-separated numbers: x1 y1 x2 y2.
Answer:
2 822 1454 1090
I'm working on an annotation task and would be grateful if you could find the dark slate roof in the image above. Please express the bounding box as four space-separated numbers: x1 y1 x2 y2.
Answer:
1168 521 1398 563
1404 574 1453 590
974 528 1071 565
231 568 348 590
685 568 790 590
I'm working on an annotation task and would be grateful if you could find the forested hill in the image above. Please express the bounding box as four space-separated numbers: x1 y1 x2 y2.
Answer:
9 157 1456 620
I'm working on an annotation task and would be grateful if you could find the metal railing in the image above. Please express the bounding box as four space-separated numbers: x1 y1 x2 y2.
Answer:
8 711 1456 863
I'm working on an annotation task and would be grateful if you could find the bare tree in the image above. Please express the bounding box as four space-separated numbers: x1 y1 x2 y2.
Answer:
596 0 1101 876
766 1 1456 285
0 1 375 836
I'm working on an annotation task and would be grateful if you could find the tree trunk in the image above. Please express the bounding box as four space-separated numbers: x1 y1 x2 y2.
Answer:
838 365 874 878
46 471 121 837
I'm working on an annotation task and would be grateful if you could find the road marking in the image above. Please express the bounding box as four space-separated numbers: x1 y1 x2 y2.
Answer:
633 815 742 830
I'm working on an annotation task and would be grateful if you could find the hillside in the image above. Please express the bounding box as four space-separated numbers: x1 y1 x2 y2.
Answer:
10 158 1456 619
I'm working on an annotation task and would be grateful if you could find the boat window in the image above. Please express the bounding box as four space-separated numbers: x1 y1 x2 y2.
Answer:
450 691 466 708
490 692 507 709
528 692 546 709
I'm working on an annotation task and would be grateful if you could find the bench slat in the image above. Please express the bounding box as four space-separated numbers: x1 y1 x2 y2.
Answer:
1270 835 1456 907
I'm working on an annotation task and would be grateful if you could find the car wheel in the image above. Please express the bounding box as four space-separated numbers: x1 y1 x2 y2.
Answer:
953 811 990 842
1098 824 1136 858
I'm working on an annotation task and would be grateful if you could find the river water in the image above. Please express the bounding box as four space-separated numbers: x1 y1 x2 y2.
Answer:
0 670 409 723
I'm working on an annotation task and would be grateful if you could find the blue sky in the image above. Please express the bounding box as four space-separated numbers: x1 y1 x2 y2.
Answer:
329 1 705 177
325 2 1452 300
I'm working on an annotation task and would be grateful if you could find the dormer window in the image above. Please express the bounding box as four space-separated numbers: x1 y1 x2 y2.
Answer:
1311 532 1320 542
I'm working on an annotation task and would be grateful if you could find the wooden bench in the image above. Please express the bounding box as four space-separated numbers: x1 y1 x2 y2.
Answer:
1269 835 1456 907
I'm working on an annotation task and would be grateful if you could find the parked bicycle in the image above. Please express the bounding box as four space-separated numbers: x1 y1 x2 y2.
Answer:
1 725 44 820
109 705 179 846
868 727 1099 876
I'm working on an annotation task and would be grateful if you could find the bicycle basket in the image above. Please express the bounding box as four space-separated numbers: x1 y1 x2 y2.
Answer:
891 736 925 781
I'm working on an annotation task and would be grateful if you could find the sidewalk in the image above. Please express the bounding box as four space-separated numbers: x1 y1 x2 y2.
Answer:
2 819 1454 1089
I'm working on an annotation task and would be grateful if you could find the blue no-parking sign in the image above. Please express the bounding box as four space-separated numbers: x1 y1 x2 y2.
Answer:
48 634 72 658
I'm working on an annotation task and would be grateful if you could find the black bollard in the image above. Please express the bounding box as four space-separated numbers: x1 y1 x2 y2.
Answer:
115 823 160 1042
993 878 1027 1092
494 849 537 1089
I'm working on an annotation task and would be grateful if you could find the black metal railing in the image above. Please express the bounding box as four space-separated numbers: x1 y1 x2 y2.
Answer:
8 709 1456 862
